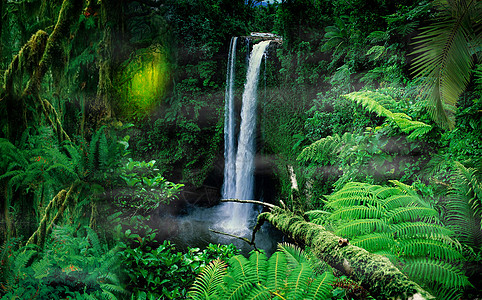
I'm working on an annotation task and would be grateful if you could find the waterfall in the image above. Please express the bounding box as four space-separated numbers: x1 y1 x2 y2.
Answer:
222 37 238 200
221 40 271 234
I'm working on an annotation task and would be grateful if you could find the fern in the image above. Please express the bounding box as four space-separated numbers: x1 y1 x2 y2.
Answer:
398 239 463 262
248 251 268 284
351 233 395 252
297 134 342 165
402 259 470 288
305 271 334 300
343 91 432 139
330 205 385 220
188 259 227 300
265 252 287 292
335 219 389 237
189 245 335 300
285 262 313 300
319 181 469 297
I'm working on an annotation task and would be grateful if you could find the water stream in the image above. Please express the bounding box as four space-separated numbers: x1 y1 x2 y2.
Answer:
221 40 271 235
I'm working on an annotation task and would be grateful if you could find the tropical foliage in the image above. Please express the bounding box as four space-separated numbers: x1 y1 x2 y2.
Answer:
0 0 481 299
188 244 335 300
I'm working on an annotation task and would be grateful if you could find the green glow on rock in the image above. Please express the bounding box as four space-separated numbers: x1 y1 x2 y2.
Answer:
117 44 170 118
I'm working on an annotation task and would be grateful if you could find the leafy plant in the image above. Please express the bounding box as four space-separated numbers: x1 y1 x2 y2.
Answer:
308 181 470 299
343 91 432 140
111 158 184 213
410 0 482 129
188 243 334 300
0 225 125 299
118 216 238 300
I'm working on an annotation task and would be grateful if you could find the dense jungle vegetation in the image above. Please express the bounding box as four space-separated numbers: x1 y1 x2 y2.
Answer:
0 0 481 299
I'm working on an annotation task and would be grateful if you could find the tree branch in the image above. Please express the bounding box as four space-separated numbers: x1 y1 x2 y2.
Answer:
209 229 259 252
220 198 276 210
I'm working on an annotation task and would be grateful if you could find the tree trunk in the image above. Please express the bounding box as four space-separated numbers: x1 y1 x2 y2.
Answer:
90 0 124 128
252 206 435 300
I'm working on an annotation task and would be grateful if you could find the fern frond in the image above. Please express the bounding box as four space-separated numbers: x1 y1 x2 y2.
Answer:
387 205 439 223
402 258 470 288
304 210 331 221
382 194 419 210
343 91 432 137
99 283 127 296
188 259 227 300
265 252 287 292
245 285 271 300
229 255 252 281
335 219 390 237
392 222 453 239
277 243 308 271
285 262 312 300
297 134 342 165
305 271 334 300
398 238 463 261
31 256 52 279
85 226 102 254
351 233 395 252
223 281 253 300
248 251 268 284
427 282 464 300
330 205 385 220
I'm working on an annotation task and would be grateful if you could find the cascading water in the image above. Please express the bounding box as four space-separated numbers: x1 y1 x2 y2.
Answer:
221 40 271 234
222 37 238 200
159 37 281 256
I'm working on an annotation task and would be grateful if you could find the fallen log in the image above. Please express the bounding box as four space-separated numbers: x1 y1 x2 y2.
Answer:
224 199 434 300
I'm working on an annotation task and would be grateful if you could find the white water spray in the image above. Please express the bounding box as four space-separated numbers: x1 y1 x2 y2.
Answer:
221 40 271 234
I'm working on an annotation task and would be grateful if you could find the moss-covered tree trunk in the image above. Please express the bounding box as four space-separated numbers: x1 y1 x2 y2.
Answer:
253 207 434 300
2 0 82 143
90 0 124 128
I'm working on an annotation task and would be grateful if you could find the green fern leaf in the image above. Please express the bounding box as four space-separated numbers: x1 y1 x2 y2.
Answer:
398 238 463 262
343 91 431 137
188 259 227 300
402 258 470 288
387 205 439 223
286 262 313 300
305 271 334 300
351 233 395 252
392 222 453 239
297 134 342 165
266 252 287 292
335 219 389 237
382 194 418 210
229 255 252 281
277 243 309 271
330 205 385 220
248 251 268 284
245 285 271 300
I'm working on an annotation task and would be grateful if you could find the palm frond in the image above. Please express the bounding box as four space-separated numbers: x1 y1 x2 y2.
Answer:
410 0 481 129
